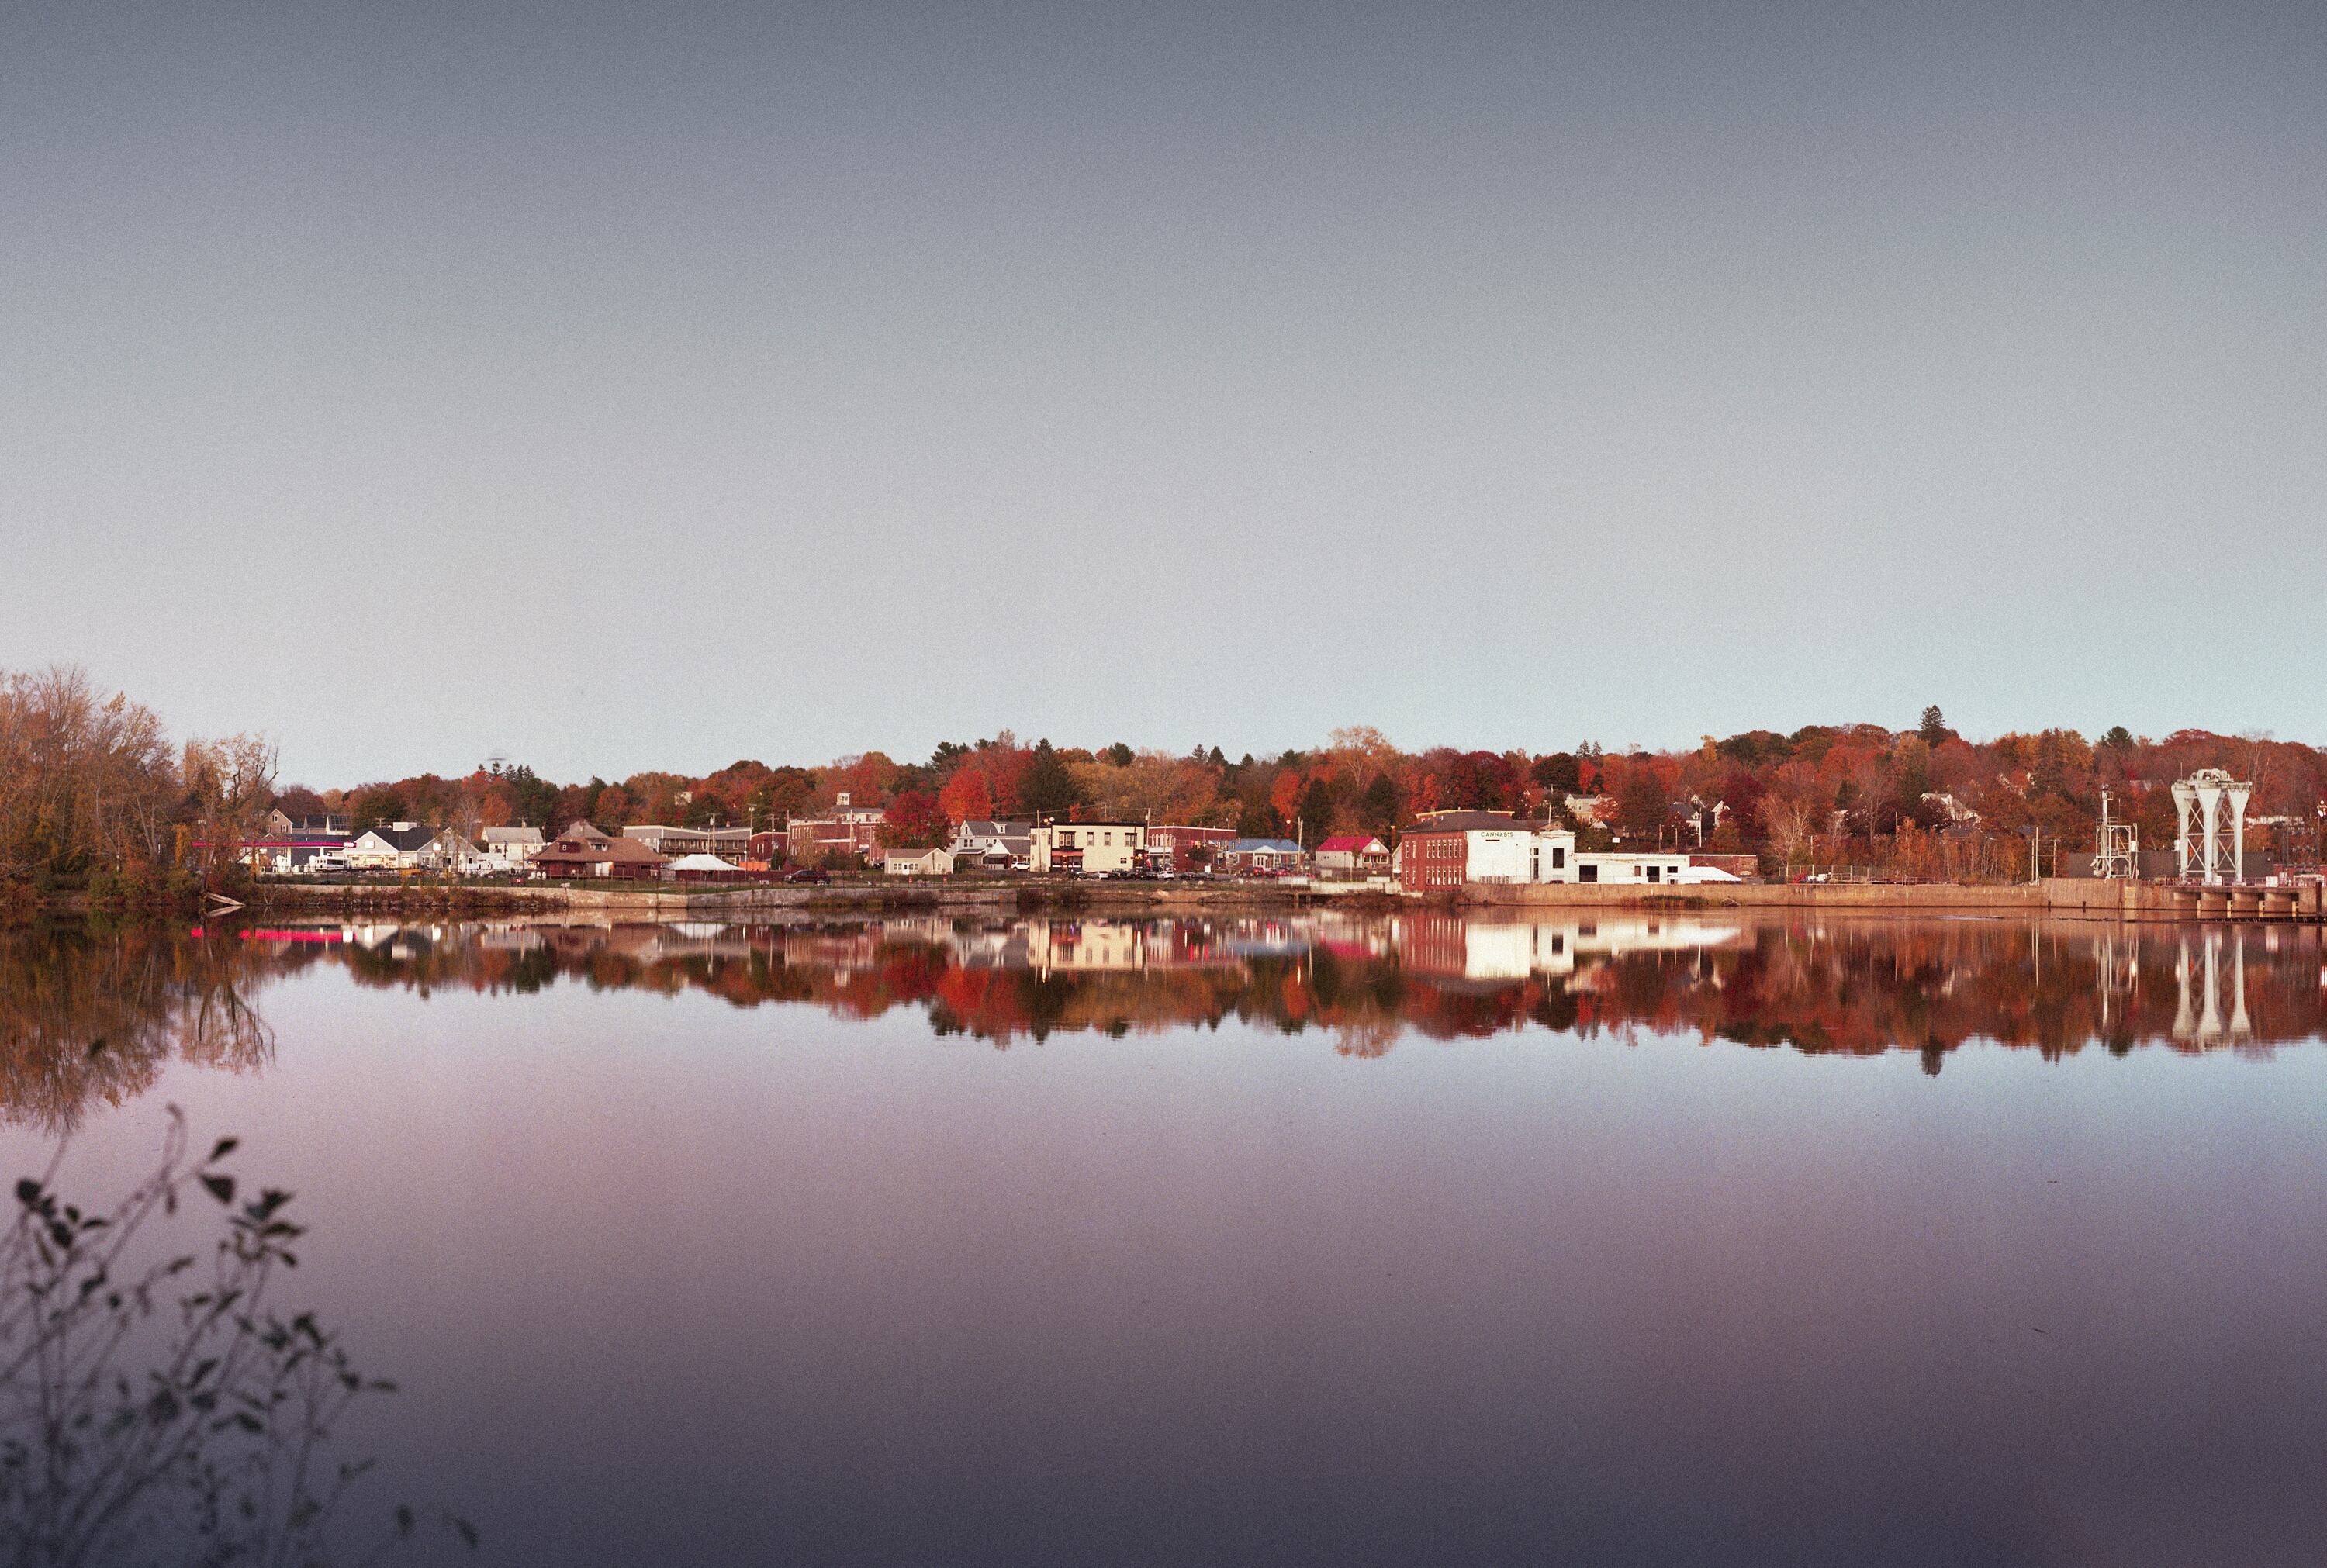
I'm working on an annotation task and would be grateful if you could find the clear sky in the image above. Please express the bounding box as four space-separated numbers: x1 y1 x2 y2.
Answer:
4 1 2321 787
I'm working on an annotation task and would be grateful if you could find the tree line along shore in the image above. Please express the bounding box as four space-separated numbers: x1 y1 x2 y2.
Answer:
7 662 2322 913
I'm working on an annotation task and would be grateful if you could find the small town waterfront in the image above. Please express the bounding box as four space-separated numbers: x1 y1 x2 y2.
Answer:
5 913 2325 1565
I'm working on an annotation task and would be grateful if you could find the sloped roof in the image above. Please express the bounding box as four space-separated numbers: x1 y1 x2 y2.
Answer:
666 853 741 872
538 835 667 865
1221 838 1304 855
1316 834 1387 854
1404 811 1533 834
357 824 441 852
480 826 545 846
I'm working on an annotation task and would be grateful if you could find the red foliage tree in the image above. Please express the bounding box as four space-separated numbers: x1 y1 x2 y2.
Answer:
938 768 994 825
883 789 951 850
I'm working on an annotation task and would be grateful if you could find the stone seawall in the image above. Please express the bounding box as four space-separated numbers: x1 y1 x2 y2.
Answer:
1456 882 2042 912
254 877 2324 924
1456 879 2325 922
254 881 1332 918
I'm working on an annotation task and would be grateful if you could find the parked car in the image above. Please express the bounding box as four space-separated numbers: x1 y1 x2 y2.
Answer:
785 867 832 884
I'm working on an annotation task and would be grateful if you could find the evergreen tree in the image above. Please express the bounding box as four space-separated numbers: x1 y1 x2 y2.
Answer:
1017 741 1084 817
1295 776 1336 846
1919 706 1948 747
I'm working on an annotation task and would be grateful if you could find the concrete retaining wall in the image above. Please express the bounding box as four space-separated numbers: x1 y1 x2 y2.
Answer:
1456 879 2324 922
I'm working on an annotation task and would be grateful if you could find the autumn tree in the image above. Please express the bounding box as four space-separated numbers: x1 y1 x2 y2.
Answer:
271 785 329 820
1764 796 1817 878
348 786 411 833
1323 727 1401 787
826 752 900 808
0 666 177 884
1614 769 1670 844
1530 753 1582 795
938 768 994 825
1269 769 1305 834
1714 768 1765 842
1069 751 1222 824
747 768 818 826
592 785 634 826
882 790 951 849
180 733 278 882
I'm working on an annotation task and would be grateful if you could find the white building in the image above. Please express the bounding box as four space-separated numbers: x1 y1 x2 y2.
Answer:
1400 813 1578 892
884 847 958 877
344 823 446 870
1026 919 1149 973
478 826 545 873
1029 821 1146 875
1396 915 1746 982
1314 834 1392 877
1571 851 1695 886
949 820 1033 869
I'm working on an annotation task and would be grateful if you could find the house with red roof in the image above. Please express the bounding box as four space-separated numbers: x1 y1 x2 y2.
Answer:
1314 834 1392 878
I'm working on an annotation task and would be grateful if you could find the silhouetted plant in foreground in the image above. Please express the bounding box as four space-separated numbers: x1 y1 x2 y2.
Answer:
0 1108 474 1566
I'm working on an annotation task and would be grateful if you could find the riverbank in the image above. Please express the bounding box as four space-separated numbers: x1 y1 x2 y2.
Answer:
1457 878 2327 922
250 878 1384 918
236 876 2327 923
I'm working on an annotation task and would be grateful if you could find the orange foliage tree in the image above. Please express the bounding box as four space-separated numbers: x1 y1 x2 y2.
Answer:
938 768 994 825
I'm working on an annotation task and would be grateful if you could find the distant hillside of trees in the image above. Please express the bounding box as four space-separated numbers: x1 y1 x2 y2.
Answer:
307 709 2325 874
11 662 2319 894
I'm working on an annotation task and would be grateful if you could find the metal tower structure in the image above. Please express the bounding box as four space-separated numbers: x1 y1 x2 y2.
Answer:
2090 788 2139 879
2171 768 2251 884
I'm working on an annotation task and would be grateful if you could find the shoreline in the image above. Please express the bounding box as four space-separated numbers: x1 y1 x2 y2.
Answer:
1457 877 2325 923
243 879 1373 918
181 876 2327 924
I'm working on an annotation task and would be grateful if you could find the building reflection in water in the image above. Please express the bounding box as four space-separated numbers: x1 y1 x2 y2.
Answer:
2172 929 2255 1049
4 913 2325 1127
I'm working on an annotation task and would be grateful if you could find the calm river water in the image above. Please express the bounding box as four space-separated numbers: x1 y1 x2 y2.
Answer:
4 911 2325 1566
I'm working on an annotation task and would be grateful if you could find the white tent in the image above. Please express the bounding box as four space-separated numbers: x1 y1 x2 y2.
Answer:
666 853 743 878
1678 865 1743 884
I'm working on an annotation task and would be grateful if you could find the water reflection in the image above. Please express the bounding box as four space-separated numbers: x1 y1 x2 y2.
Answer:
0 923 275 1132
5 914 2322 1126
6 915 2326 1566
